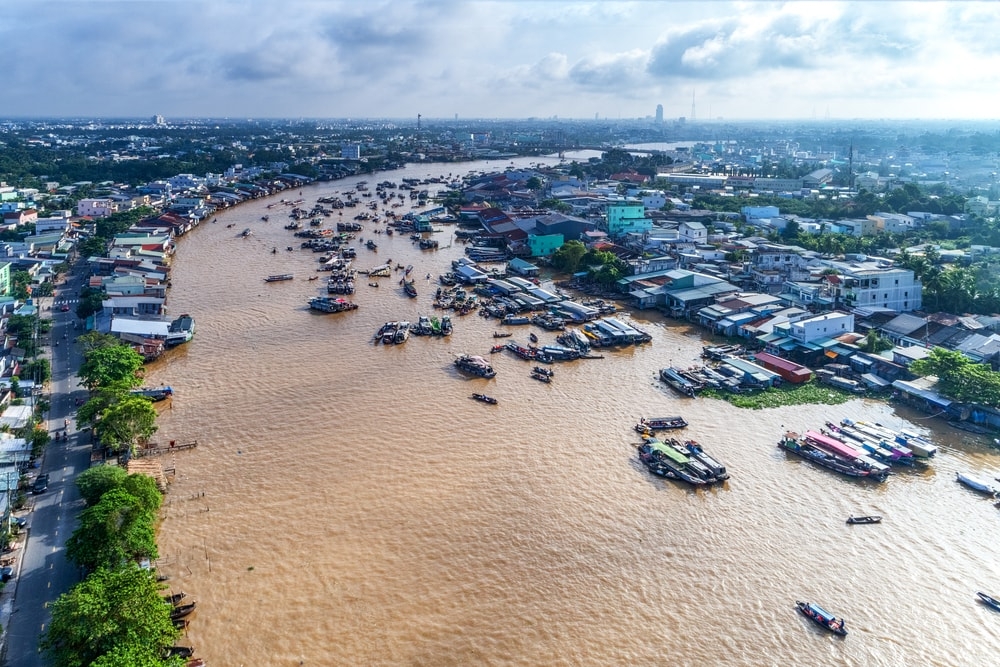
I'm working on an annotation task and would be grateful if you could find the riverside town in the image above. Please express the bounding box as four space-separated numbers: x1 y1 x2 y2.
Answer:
1 114 1000 666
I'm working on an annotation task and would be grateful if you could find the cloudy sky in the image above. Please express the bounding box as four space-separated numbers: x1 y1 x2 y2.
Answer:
2 1 997 121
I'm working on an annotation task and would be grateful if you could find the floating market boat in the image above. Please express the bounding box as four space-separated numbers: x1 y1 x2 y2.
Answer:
846 515 882 524
264 273 294 282
308 296 358 314
777 432 887 481
471 393 498 405
455 354 496 378
795 601 847 636
638 416 688 431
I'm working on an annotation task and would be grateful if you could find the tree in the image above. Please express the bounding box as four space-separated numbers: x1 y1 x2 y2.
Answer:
21 357 51 384
550 240 588 273
96 395 159 454
79 345 145 390
41 565 178 667
76 465 128 506
66 487 159 571
76 236 109 258
76 289 108 321
76 330 124 354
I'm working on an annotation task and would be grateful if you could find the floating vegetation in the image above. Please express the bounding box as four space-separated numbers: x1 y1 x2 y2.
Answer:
700 381 855 410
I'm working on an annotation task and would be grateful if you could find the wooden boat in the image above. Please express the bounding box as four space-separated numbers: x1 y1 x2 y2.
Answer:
639 416 687 431
529 332 539 343
471 393 498 405
796 601 847 636
264 274 294 282
977 591 1000 611
163 646 195 659
308 275 319 281
532 366 553 377
846 515 882 524
493 331 512 338
530 371 552 383
956 472 997 496
170 601 197 620
163 591 187 606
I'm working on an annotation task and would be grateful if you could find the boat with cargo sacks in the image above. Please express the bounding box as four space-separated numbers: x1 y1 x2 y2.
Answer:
454 354 496 379
635 440 706 485
308 296 358 314
639 437 720 484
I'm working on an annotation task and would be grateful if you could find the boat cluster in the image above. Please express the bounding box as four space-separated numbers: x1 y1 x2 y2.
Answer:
375 321 410 345
530 366 553 383
778 429 896 481
434 286 480 314
410 314 453 337
636 433 730 486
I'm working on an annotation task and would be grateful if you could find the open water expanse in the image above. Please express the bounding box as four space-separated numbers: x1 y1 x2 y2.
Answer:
149 156 1000 666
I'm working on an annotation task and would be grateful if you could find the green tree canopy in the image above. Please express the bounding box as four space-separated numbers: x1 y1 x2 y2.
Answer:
76 465 129 506
66 487 159 571
96 395 159 454
79 345 145 390
41 565 178 667
550 239 588 273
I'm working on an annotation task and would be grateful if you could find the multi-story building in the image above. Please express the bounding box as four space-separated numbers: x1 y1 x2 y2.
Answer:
76 198 118 218
778 311 855 344
605 198 649 237
821 257 922 312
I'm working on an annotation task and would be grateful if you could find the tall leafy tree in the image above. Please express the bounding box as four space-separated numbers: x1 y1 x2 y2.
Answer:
97 395 159 454
41 566 178 667
75 465 129 506
550 240 588 273
79 345 145 390
66 487 159 571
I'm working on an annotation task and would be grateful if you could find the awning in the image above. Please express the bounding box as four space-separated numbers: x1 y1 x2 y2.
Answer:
825 350 839 359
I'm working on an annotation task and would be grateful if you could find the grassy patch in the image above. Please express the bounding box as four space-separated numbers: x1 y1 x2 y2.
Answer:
700 381 856 409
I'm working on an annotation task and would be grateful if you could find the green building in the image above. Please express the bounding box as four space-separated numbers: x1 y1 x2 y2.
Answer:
528 233 564 257
606 198 650 237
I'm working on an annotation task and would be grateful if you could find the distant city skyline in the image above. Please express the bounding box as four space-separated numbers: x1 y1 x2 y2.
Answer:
3 1 997 121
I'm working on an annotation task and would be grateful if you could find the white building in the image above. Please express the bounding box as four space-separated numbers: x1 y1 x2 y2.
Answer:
76 198 118 218
821 257 922 312
678 220 706 244
784 311 855 344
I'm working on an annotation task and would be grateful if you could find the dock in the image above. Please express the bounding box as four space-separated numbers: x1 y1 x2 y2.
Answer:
133 440 199 458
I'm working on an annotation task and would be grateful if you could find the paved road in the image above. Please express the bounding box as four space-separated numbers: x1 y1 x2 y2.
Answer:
2 276 92 667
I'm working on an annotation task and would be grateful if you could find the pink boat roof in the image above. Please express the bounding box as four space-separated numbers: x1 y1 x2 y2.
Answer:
804 430 863 460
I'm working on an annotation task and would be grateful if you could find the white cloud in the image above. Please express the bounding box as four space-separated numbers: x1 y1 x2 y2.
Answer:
0 1 997 120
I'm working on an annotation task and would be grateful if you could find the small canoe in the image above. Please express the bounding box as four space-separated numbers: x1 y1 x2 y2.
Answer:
529 332 538 343
846 515 882 525
796 601 847 636
977 591 1000 612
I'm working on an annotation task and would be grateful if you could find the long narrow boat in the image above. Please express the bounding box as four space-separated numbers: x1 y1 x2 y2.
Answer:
264 273 294 282
683 440 730 481
803 431 890 481
636 442 706 485
470 393 497 405
639 416 688 430
977 591 1000 611
796 601 848 636
777 432 880 480
956 472 997 496
659 367 698 397
846 515 882 524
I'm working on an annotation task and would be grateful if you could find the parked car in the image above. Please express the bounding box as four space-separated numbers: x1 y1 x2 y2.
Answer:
10 516 26 529
0 567 13 582
32 474 49 494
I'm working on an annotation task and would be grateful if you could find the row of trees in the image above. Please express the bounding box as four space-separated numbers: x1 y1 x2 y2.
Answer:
41 335 181 665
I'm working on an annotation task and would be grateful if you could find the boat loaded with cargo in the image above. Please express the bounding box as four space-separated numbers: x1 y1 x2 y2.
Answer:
777 431 889 481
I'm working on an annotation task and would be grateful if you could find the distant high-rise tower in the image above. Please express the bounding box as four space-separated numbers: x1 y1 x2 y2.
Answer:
417 114 421 130
655 104 663 124
153 114 165 126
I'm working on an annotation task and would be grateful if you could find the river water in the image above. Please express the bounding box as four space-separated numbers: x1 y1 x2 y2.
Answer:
150 156 1000 666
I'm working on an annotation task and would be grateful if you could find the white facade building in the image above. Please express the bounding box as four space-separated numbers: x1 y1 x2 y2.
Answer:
76 198 118 218
786 311 855 344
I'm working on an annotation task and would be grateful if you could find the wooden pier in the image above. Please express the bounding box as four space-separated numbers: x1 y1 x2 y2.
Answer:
133 440 199 458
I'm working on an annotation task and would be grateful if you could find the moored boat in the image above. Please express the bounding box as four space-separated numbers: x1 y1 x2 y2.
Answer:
956 472 997 496
777 432 885 480
846 515 882 524
264 273 294 282
493 331 512 338
530 371 552 383
170 601 197 620
471 393 498 405
682 440 729 481
795 601 847 636
131 386 174 402
659 367 698 397
639 416 688 430
532 366 553 377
